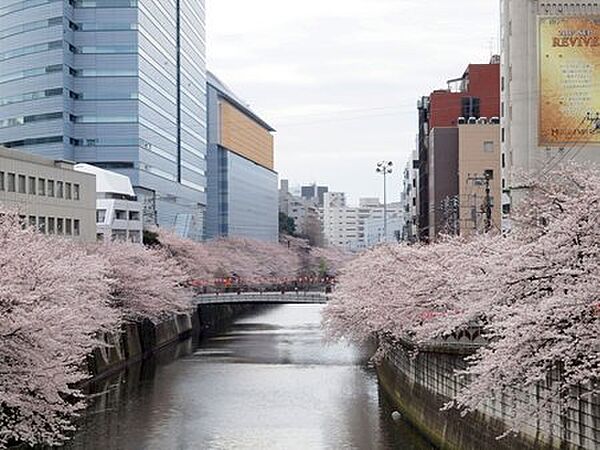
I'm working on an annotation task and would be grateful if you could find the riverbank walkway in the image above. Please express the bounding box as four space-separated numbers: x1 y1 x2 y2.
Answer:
193 291 328 306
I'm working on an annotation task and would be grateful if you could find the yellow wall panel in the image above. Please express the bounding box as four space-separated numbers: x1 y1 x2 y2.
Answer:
220 101 274 170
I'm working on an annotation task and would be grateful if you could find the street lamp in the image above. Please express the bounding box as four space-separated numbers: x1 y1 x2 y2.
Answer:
376 161 393 243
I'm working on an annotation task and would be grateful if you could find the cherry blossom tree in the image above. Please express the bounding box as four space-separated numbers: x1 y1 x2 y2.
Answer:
324 164 600 434
0 210 119 449
92 242 192 322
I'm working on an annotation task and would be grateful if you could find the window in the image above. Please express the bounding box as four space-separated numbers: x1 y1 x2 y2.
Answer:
484 169 494 180
65 182 72 199
128 211 140 221
56 181 63 198
73 219 80 236
28 176 36 195
38 178 45 195
47 180 54 197
7 173 15 192
0 172 3 191
47 217 55 234
38 217 46 233
65 218 72 236
57 218 63 235
483 141 494 153
115 210 127 220
129 231 141 243
96 209 106 223
28 216 36 227
73 184 80 200
112 230 127 241
18 175 26 193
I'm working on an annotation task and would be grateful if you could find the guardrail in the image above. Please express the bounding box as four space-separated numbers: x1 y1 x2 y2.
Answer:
193 291 328 306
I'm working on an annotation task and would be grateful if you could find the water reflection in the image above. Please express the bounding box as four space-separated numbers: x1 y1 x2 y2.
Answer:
67 305 434 450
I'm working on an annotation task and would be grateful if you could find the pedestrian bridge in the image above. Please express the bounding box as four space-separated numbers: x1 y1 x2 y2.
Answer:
193 291 328 306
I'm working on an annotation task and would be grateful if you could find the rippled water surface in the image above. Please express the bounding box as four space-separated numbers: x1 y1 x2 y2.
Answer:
68 305 434 450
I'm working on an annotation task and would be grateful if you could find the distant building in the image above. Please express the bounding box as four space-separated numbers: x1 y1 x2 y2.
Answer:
428 127 459 240
323 192 402 251
0 146 95 241
279 179 323 242
206 72 278 242
75 164 143 243
364 213 403 247
458 124 502 236
416 59 500 241
301 183 329 206
401 151 419 242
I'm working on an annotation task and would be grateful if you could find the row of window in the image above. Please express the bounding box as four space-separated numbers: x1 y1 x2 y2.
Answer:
0 172 81 200
97 229 141 243
0 88 63 107
0 0 60 17
23 215 81 237
0 112 63 129
96 209 140 223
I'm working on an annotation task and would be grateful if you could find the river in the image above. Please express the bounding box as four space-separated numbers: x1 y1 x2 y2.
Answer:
67 305 434 450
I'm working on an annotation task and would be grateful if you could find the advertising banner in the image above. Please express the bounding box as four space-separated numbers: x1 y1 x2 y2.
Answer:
539 16 600 145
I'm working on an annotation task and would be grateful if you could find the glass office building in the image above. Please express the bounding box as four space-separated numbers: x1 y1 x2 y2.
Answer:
0 0 207 240
206 72 278 242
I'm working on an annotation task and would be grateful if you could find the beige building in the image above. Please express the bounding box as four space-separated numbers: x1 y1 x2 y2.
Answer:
458 124 502 236
0 147 96 242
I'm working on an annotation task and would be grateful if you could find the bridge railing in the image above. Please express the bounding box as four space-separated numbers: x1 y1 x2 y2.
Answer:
193 290 329 305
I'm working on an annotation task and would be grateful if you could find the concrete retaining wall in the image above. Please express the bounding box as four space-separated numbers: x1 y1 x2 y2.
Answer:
88 312 195 380
378 344 600 450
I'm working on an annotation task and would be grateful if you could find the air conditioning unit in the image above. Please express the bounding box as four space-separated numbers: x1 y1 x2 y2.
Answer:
477 117 488 124
468 117 477 124
457 116 466 124
490 116 500 124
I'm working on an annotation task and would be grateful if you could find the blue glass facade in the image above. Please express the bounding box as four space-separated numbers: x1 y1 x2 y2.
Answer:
0 0 207 240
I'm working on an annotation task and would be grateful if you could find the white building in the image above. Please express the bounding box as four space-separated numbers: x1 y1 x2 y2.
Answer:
364 212 403 248
75 164 143 243
323 192 403 251
501 1 600 214
279 179 322 237
401 150 419 242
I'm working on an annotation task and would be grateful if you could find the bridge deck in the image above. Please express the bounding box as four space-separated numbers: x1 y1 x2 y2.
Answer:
193 291 328 306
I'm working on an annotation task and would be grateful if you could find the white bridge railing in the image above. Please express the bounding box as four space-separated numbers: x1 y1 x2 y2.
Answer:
193 291 328 306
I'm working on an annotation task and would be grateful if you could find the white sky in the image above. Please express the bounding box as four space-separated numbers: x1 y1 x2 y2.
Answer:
206 0 500 204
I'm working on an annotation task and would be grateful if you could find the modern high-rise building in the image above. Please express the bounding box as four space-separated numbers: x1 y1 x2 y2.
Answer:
0 0 207 240
205 72 278 242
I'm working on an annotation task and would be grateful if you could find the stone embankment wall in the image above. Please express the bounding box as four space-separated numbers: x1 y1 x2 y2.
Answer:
88 303 267 381
88 313 196 379
378 340 600 450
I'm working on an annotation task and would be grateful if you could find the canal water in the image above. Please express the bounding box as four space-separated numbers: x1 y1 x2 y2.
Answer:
67 305 434 450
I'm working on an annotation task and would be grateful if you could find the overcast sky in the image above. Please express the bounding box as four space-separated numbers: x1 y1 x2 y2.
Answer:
206 0 500 205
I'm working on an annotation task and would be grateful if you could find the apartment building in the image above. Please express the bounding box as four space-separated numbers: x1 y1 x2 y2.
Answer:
0 146 95 241
75 163 143 243
323 192 402 251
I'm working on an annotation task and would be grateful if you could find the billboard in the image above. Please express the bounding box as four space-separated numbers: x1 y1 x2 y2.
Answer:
539 16 600 145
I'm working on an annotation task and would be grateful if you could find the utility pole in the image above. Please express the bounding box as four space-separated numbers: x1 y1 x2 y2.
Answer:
376 161 393 243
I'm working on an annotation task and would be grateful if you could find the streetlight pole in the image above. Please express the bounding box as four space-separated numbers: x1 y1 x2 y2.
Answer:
376 161 393 243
